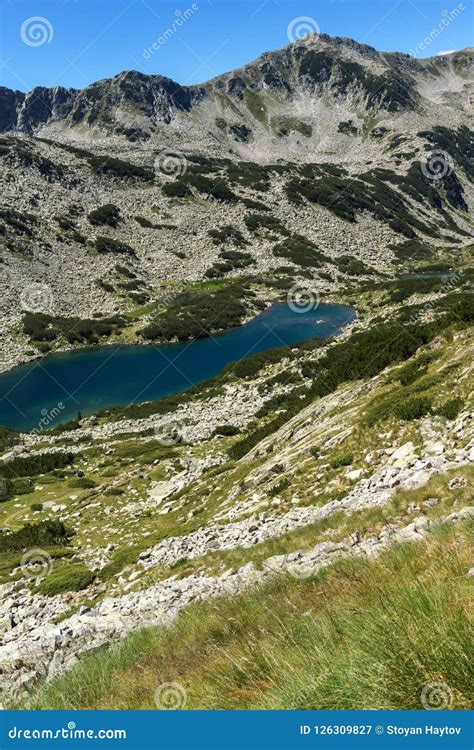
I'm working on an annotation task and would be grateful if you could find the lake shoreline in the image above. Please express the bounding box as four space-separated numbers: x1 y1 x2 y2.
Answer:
1 294 354 378
0 302 357 431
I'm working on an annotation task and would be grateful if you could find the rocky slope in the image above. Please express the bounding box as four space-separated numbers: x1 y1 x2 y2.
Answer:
1 35 473 160
0 34 473 707
1 35 473 373
0 295 472 701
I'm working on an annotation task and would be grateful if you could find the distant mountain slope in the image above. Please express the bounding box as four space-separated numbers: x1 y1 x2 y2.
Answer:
0 36 472 163
0 34 473 373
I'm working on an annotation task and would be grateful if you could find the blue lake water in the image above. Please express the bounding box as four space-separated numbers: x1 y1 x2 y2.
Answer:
0 302 356 431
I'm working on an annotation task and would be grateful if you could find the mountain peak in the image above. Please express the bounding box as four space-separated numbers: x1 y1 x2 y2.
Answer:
0 34 471 136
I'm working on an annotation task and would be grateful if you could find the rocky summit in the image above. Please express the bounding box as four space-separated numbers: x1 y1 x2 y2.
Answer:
0 32 473 711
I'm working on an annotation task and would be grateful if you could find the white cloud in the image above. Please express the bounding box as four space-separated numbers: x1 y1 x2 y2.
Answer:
436 50 457 56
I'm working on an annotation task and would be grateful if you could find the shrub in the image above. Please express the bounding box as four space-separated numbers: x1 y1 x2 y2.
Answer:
129 292 150 305
189 174 236 202
397 361 428 386
37 563 95 596
36 342 52 353
0 427 19 453
141 284 249 342
226 161 269 190
12 477 34 495
335 255 375 276
211 425 240 438
436 397 464 421
69 477 96 489
205 262 233 278
23 311 126 345
394 396 432 421
55 215 77 231
255 393 291 419
244 213 288 236
273 236 329 267
229 124 252 142
31 503 43 512
223 345 297 380
208 225 249 247
268 478 290 496
135 216 154 228
115 264 136 278
0 208 37 237
88 155 154 182
88 204 121 227
0 452 75 479
0 478 14 503
96 280 115 293
95 236 135 256
119 279 144 291
0 520 73 553
330 453 353 469
162 181 190 198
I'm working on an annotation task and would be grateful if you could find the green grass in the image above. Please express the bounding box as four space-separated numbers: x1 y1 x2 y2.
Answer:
36 562 95 596
0 547 74 585
29 520 472 710
127 465 474 583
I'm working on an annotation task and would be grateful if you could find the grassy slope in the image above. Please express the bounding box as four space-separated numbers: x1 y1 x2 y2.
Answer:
3 284 473 709
32 518 473 710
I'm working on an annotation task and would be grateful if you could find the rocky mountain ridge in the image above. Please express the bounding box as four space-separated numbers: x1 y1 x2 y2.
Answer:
1 35 472 161
0 34 473 377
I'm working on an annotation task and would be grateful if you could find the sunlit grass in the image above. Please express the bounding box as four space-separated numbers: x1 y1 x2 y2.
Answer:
30 519 473 710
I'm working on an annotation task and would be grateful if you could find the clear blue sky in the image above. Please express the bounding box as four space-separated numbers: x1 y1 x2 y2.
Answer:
1 0 472 92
